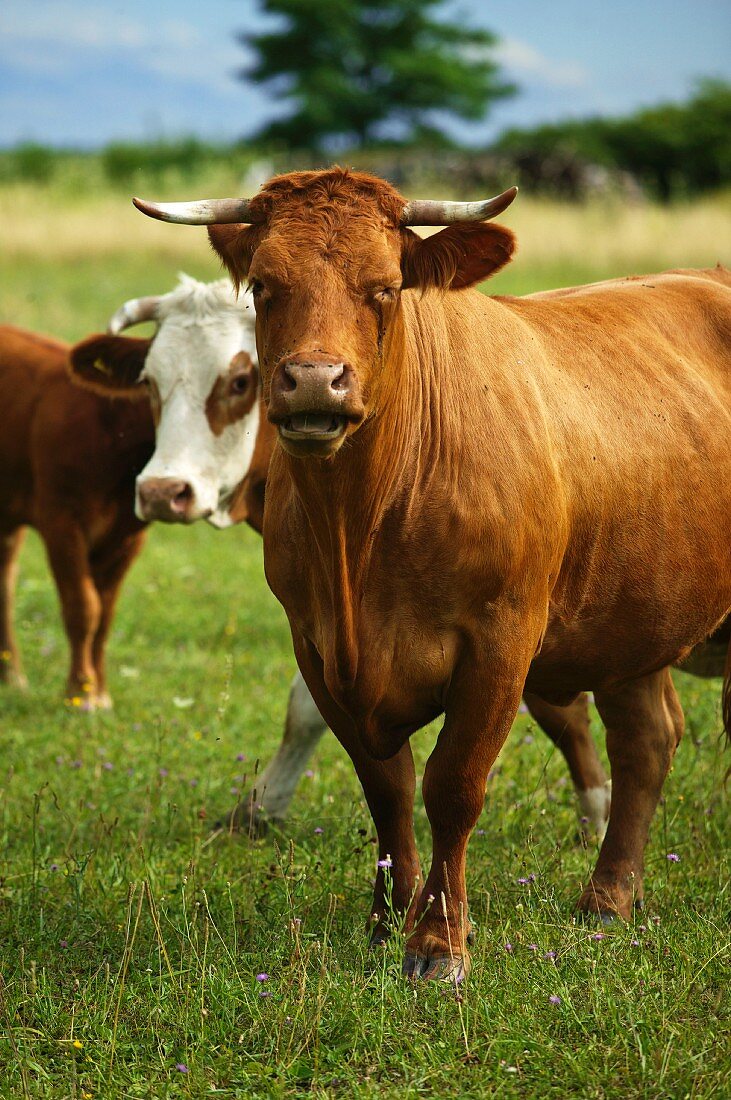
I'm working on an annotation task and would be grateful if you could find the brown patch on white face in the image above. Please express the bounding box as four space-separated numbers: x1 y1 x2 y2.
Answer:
205 351 259 436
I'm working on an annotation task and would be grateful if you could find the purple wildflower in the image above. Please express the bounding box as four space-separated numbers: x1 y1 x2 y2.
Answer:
159 767 169 778
175 1063 188 1074
71 760 82 769
631 940 640 947
50 863 59 872
549 995 561 1006
523 734 534 745
475 828 486 836
543 951 557 960
305 769 315 778
377 856 393 869
666 852 680 863
103 761 113 771
236 752 246 761
518 702 529 714
260 990 272 998
189 778 198 788
504 943 513 953
59 939 68 949
256 973 269 982
314 827 324 835
527 944 538 951
591 933 605 941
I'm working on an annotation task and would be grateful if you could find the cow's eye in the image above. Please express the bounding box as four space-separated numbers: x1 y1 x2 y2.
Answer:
248 279 265 298
230 373 251 396
372 286 400 303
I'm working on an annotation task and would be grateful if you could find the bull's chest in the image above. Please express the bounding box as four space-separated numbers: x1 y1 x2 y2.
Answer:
280 561 458 727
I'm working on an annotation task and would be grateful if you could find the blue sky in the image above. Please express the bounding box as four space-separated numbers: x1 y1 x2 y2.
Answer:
1 1 729 147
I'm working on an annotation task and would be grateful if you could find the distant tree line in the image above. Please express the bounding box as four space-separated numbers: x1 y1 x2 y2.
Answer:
495 80 731 200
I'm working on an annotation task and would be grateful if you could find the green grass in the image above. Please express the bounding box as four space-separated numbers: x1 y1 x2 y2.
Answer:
0 185 729 1097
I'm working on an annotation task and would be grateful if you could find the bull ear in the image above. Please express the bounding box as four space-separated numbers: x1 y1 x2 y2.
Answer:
68 334 151 398
208 225 259 291
400 223 516 291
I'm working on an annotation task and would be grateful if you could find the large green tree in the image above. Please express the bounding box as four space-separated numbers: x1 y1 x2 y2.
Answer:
238 0 515 153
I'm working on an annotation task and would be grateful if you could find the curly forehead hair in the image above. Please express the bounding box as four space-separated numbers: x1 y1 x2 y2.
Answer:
248 167 407 227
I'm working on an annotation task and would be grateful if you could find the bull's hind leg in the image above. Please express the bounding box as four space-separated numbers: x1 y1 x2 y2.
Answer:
577 668 684 921
231 671 328 835
41 519 102 709
90 531 146 709
0 528 27 688
523 692 611 839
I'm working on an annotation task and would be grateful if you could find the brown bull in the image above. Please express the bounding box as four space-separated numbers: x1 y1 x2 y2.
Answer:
136 168 731 982
0 325 153 705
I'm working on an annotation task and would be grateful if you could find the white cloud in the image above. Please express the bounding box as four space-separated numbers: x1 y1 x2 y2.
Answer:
0 2 241 96
494 38 588 89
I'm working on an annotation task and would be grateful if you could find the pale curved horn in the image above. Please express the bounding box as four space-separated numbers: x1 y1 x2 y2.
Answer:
132 196 257 225
401 186 518 226
107 295 161 335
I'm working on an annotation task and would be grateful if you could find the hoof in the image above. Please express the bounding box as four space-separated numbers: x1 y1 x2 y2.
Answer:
0 666 28 690
65 694 108 712
575 905 620 926
215 801 273 839
369 930 389 949
402 951 469 983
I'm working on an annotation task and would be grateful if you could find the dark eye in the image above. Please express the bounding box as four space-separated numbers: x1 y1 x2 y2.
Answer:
230 373 251 396
372 286 399 304
248 279 265 298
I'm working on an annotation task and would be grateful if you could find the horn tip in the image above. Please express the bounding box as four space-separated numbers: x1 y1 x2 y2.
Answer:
132 196 166 221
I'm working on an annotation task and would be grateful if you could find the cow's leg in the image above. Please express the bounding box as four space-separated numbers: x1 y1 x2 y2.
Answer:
576 668 684 921
41 521 102 709
294 639 422 940
89 532 146 710
230 671 328 834
523 692 611 839
404 641 535 982
0 528 27 689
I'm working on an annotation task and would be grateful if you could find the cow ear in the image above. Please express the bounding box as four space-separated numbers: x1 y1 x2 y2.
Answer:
68 335 151 398
400 223 516 291
208 225 259 291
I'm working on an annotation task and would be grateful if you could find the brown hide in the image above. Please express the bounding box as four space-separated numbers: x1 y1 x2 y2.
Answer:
0 324 156 705
209 168 731 978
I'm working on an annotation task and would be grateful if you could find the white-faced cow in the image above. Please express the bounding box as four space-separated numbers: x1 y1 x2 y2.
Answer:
135 168 731 982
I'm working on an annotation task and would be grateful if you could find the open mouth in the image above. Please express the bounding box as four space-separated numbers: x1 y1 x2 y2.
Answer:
279 414 347 441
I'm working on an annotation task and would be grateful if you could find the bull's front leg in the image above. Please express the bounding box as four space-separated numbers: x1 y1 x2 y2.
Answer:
404 629 538 982
294 637 422 941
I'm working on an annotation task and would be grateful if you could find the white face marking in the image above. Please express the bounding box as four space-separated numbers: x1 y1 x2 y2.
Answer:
134 277 258 525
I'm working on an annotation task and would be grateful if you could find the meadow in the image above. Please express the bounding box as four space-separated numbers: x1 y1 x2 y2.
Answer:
0 174 729 1098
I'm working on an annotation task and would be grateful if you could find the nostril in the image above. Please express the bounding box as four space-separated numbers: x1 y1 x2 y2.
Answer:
170 484 194 513
330 364 348 391
281 363 298 391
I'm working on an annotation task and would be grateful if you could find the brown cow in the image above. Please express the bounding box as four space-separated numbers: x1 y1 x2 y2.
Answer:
0 324 152 707
137 167 731 983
